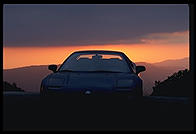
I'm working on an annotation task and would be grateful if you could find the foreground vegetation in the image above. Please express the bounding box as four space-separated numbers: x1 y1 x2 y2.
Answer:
3 81 24 92
151 69 192 97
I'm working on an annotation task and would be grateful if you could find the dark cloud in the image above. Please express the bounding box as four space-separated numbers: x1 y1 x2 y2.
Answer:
3 4 189 46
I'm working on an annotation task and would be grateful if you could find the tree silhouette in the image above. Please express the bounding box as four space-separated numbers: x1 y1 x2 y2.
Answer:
3 81 24 92
151 69 192 97
12 82 17 88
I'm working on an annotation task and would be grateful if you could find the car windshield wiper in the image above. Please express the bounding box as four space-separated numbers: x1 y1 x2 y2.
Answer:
88 70 122 73
58 69 75 72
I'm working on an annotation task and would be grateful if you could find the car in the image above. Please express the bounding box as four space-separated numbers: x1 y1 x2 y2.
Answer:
40 50 146 98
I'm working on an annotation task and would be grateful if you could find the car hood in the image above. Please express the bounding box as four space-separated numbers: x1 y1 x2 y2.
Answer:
45 72 140 92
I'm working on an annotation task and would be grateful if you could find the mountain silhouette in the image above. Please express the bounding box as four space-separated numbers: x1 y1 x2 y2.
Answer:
3 58 189 96
3 65 58 93
153 57 188 68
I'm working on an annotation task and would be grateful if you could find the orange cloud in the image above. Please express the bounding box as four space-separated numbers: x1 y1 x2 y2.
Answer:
140 30 189 45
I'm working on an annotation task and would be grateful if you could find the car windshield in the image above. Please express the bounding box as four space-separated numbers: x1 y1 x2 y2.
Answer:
59 53 131 73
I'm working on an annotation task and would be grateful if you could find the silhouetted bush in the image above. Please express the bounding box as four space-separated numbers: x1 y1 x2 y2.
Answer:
151 69 192 97
3 81 24 92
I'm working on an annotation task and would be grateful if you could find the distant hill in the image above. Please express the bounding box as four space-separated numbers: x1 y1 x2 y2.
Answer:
3 65 60 93
153 57 189 68
3 58 189 96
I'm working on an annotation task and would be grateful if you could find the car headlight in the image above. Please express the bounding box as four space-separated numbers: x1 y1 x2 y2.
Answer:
116 79 135 91
48 78 65 87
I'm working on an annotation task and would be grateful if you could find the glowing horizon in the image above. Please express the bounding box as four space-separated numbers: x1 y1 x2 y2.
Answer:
3 30 189 69
3 43 189 69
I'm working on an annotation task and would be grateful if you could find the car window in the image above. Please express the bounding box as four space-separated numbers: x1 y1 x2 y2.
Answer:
59 53 131 73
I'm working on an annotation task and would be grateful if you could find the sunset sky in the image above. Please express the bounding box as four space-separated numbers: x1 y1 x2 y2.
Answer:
3 4 189 69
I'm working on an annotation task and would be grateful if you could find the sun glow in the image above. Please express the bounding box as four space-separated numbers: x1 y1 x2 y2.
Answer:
3 43 189 69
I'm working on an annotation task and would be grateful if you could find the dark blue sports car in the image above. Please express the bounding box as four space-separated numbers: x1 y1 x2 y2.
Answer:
40 50 146 97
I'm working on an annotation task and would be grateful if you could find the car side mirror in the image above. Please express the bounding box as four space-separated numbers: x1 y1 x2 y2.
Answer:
136 66 146 75
48 64 57 73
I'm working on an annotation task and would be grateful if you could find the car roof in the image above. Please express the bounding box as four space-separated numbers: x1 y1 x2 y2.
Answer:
73 50 125 55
